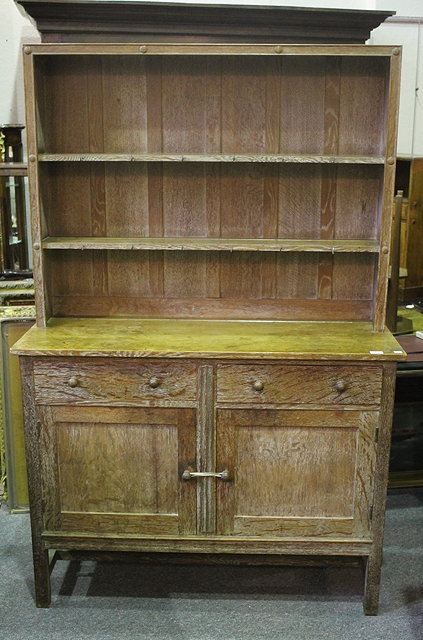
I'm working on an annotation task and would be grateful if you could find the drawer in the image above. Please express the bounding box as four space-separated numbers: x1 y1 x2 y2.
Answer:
216 364 383 406
33 358 198 405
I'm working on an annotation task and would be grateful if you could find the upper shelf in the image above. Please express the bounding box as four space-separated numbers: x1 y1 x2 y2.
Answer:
37 153 386 165
41 237 380 253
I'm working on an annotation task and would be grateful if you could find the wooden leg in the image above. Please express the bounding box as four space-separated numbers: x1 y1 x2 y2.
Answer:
363 364 397 616
363 552 382 615
32 548 51 608
20 358 52 607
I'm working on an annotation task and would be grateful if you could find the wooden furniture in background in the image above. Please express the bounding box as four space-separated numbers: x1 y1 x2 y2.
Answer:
11 42 405 615
0 316 34 511
394 157 423 303
0 125 30 273
386 191 403 332
389 334 423 488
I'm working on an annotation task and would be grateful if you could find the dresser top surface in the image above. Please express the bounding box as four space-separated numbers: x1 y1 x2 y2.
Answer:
11 318 406 361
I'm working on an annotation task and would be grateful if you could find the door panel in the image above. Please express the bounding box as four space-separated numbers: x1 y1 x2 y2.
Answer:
216 409 377 538
39 405 197 536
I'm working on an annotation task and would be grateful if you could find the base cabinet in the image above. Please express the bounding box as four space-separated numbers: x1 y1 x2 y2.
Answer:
21 355 396 613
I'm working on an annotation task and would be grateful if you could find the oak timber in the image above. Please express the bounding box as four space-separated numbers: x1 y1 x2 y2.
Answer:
16 40 404 613
11 317 406 361
38 153 385 163
41 237 380 253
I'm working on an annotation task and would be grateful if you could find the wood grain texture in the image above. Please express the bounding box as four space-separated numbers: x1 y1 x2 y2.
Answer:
11 317 406 361
33 357 198 404
51 293 373 322
216 408 377 538
25 54 49 327
41 532 372 557
30 48 395 328
27 44 399 57
19 357 51 607
41 237 380 252
216 364 382 405
39 405 197 537
399 159 423 299
18 43 401 615
374 52 401 331
42 247 379 321
38 153 385 163
197 365 216 534
54 550 363 567
338 57 388 157
364 363 397 614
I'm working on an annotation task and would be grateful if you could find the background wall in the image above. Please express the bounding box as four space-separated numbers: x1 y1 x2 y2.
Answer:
0 0 39 131
0 0 421 155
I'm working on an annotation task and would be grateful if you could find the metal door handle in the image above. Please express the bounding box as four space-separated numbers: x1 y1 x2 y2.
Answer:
182 469 230 481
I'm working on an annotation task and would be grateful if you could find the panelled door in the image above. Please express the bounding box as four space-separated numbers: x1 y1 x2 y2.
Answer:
216 408 378 538
38 405 197 536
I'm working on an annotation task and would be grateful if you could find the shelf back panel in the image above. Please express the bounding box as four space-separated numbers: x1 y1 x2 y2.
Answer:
45 249 376 322
39 162 383 242
35 55 389 157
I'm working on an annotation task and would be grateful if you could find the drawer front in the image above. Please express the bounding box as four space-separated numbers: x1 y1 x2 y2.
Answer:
33 358 198 405
216 364 382 405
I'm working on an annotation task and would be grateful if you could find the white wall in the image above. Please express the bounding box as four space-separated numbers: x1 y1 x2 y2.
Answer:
0 0 39 127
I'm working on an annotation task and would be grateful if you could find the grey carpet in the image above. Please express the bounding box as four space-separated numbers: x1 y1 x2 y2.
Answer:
0 488 422 640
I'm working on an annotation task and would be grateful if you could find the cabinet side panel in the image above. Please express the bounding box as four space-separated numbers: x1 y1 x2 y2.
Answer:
26 54 50 326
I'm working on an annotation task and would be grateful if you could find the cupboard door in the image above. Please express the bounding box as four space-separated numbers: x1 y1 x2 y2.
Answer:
216 409 377 539
38 405 196 536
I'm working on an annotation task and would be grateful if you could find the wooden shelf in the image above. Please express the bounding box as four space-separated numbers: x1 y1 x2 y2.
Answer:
41 237 380 253
38 153 386 164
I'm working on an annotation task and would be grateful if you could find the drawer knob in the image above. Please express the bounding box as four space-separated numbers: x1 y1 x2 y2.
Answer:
335 380 347 393
67 377 79 388
252 380 264 392
148 376 161 389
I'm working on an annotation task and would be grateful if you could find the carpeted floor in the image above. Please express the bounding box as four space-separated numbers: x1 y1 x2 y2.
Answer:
0 488 422 640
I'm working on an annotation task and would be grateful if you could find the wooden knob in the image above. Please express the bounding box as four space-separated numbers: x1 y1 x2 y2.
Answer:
24 46 32 55
274 45 283 54
33 242 40 250
335 380 347 393
139 45 148 53
252 380 264 392
67 377 79 388
148 376 160 389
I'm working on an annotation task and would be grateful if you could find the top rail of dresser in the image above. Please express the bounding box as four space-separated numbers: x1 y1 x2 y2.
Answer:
10 318 406 361
23 43 400 57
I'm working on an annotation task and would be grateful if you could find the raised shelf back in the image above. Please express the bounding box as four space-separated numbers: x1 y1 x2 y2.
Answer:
24 44 400 328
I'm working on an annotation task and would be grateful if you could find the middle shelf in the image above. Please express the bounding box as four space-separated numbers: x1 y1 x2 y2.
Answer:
37 154 386 164
41 237 381 253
